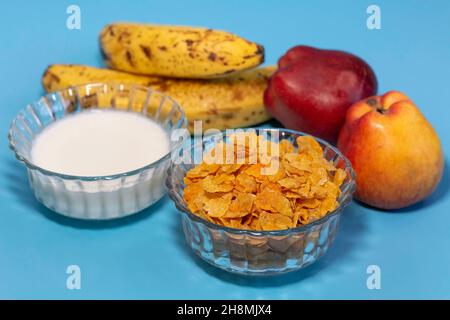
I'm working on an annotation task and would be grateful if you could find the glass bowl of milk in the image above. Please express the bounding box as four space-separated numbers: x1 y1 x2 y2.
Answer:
8 83 187 220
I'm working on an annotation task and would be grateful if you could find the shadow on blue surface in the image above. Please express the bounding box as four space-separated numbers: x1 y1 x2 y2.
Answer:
355 158 449 214
171 204 365 287
5 157 162 229
7 151 449 286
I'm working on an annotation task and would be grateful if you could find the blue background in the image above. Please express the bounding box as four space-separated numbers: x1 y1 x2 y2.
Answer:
1 0 449 299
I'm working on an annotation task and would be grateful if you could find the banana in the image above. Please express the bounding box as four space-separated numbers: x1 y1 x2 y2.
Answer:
99 23 264 79
42 64 274 131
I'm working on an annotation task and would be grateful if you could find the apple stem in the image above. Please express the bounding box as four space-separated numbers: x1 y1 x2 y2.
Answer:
376 107 386 114
367 98 386 114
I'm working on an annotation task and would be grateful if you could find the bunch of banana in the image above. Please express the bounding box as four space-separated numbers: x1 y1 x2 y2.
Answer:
42 23 273 130
42 64 274 131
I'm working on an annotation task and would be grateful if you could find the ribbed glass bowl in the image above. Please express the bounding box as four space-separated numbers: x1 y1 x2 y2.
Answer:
166 128 356 275
8 83 187 220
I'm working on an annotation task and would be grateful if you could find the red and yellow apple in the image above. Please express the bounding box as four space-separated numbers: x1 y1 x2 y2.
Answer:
338 91 444 209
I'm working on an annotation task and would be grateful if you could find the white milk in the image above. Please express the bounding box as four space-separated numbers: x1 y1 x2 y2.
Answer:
31 109 170 176
29 109 171 219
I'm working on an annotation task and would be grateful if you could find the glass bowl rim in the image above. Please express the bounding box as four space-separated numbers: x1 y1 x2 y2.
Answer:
167 127 356 236
8 83 187 181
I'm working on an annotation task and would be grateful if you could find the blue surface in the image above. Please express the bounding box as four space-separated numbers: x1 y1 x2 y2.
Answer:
1 0 449 299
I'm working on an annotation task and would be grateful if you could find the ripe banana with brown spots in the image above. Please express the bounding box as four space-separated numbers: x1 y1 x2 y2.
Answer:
99 23 264 79
42 64 274 131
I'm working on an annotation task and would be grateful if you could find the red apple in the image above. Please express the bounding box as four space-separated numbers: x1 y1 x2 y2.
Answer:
264 45 378 143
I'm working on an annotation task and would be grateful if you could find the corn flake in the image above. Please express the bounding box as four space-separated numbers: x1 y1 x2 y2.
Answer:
182 133 346 231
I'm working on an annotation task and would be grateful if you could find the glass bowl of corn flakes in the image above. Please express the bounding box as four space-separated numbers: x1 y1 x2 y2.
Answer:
166 128 355 276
